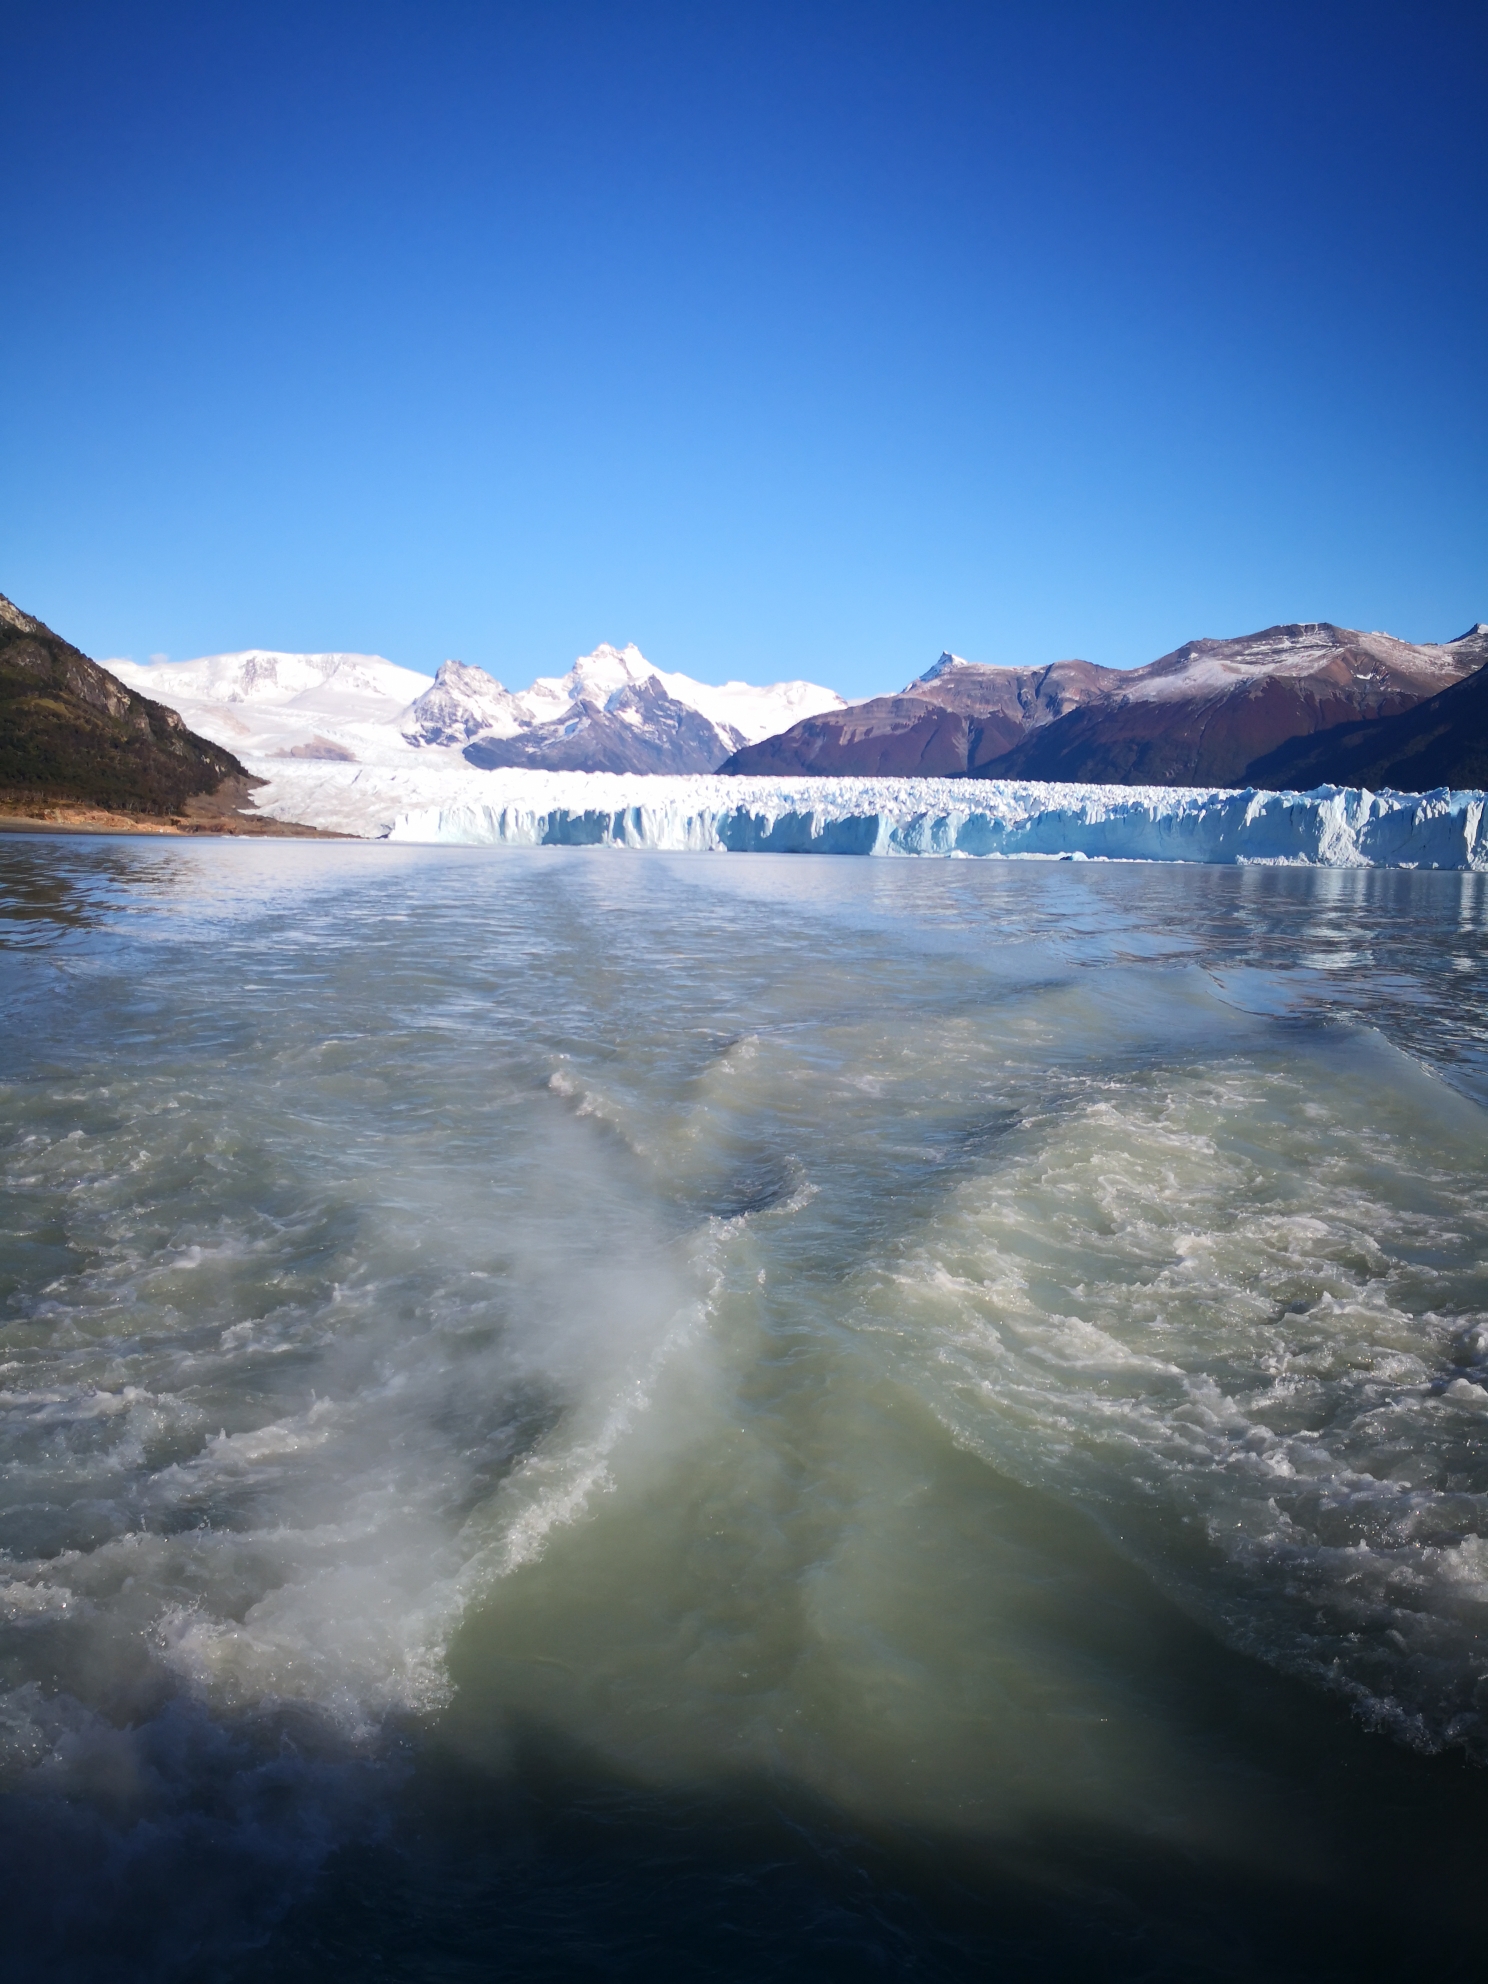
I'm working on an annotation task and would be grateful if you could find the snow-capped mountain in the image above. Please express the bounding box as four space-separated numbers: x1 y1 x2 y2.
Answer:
1248 634 1488 791
108 642 845 776
399 643 844 760
464 675 742 775
397 659 532 747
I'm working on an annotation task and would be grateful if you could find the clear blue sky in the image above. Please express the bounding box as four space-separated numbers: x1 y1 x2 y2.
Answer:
2 1 1483 699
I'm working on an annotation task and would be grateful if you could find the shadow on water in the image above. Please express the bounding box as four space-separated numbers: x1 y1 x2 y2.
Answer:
8 1717 1484 1984
27 1706 1481 1984
0 839 142 949
6 1499 1485 1984
252 1724 1483 1984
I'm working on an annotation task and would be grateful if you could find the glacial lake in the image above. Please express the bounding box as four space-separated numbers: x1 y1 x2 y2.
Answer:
2 837 1486 1981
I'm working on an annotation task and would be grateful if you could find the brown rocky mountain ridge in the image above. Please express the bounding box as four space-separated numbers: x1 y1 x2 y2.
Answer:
720 622 1488 788
1247 650 1488 793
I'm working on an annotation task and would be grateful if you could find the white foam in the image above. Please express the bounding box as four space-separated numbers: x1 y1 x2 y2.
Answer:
870 1052 1488 1754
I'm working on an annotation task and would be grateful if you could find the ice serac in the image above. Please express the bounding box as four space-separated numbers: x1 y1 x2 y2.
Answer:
240 761 1488 869
723 623 1488 786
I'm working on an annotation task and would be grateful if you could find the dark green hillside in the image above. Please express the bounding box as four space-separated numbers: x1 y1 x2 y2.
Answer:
0 591 246 813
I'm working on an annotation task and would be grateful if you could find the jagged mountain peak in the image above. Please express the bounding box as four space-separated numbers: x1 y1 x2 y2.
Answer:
433 657 508 690
916 651 971 682
464 672 740 776
400 660 530 748
905 650 1100 697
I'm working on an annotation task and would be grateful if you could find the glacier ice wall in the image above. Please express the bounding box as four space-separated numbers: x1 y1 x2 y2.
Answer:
246 763 1488 869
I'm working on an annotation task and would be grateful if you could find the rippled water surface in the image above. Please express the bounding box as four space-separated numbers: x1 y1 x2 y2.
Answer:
3 839 1486 1981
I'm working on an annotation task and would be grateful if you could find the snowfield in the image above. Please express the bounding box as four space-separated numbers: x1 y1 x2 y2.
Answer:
242 760 1488 869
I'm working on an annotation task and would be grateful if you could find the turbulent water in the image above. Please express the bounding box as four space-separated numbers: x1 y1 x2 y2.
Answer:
2 838 1486 1982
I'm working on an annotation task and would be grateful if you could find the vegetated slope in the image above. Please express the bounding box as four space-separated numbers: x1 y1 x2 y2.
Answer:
1247 649 1488 792
0 592 248 814
721 624 1487 787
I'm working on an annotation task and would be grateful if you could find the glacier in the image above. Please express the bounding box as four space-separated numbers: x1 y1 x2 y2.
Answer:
243 761 1488 869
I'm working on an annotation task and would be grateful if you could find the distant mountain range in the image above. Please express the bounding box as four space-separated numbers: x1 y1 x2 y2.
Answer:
720 622 1488 788
0 591 246 817
10 594 1484 811
113 641 845 777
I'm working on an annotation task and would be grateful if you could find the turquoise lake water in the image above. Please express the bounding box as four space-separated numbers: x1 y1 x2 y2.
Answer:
2 838 1486 1980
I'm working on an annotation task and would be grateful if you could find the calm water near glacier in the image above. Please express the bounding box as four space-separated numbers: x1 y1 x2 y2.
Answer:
2 837 1486 1981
